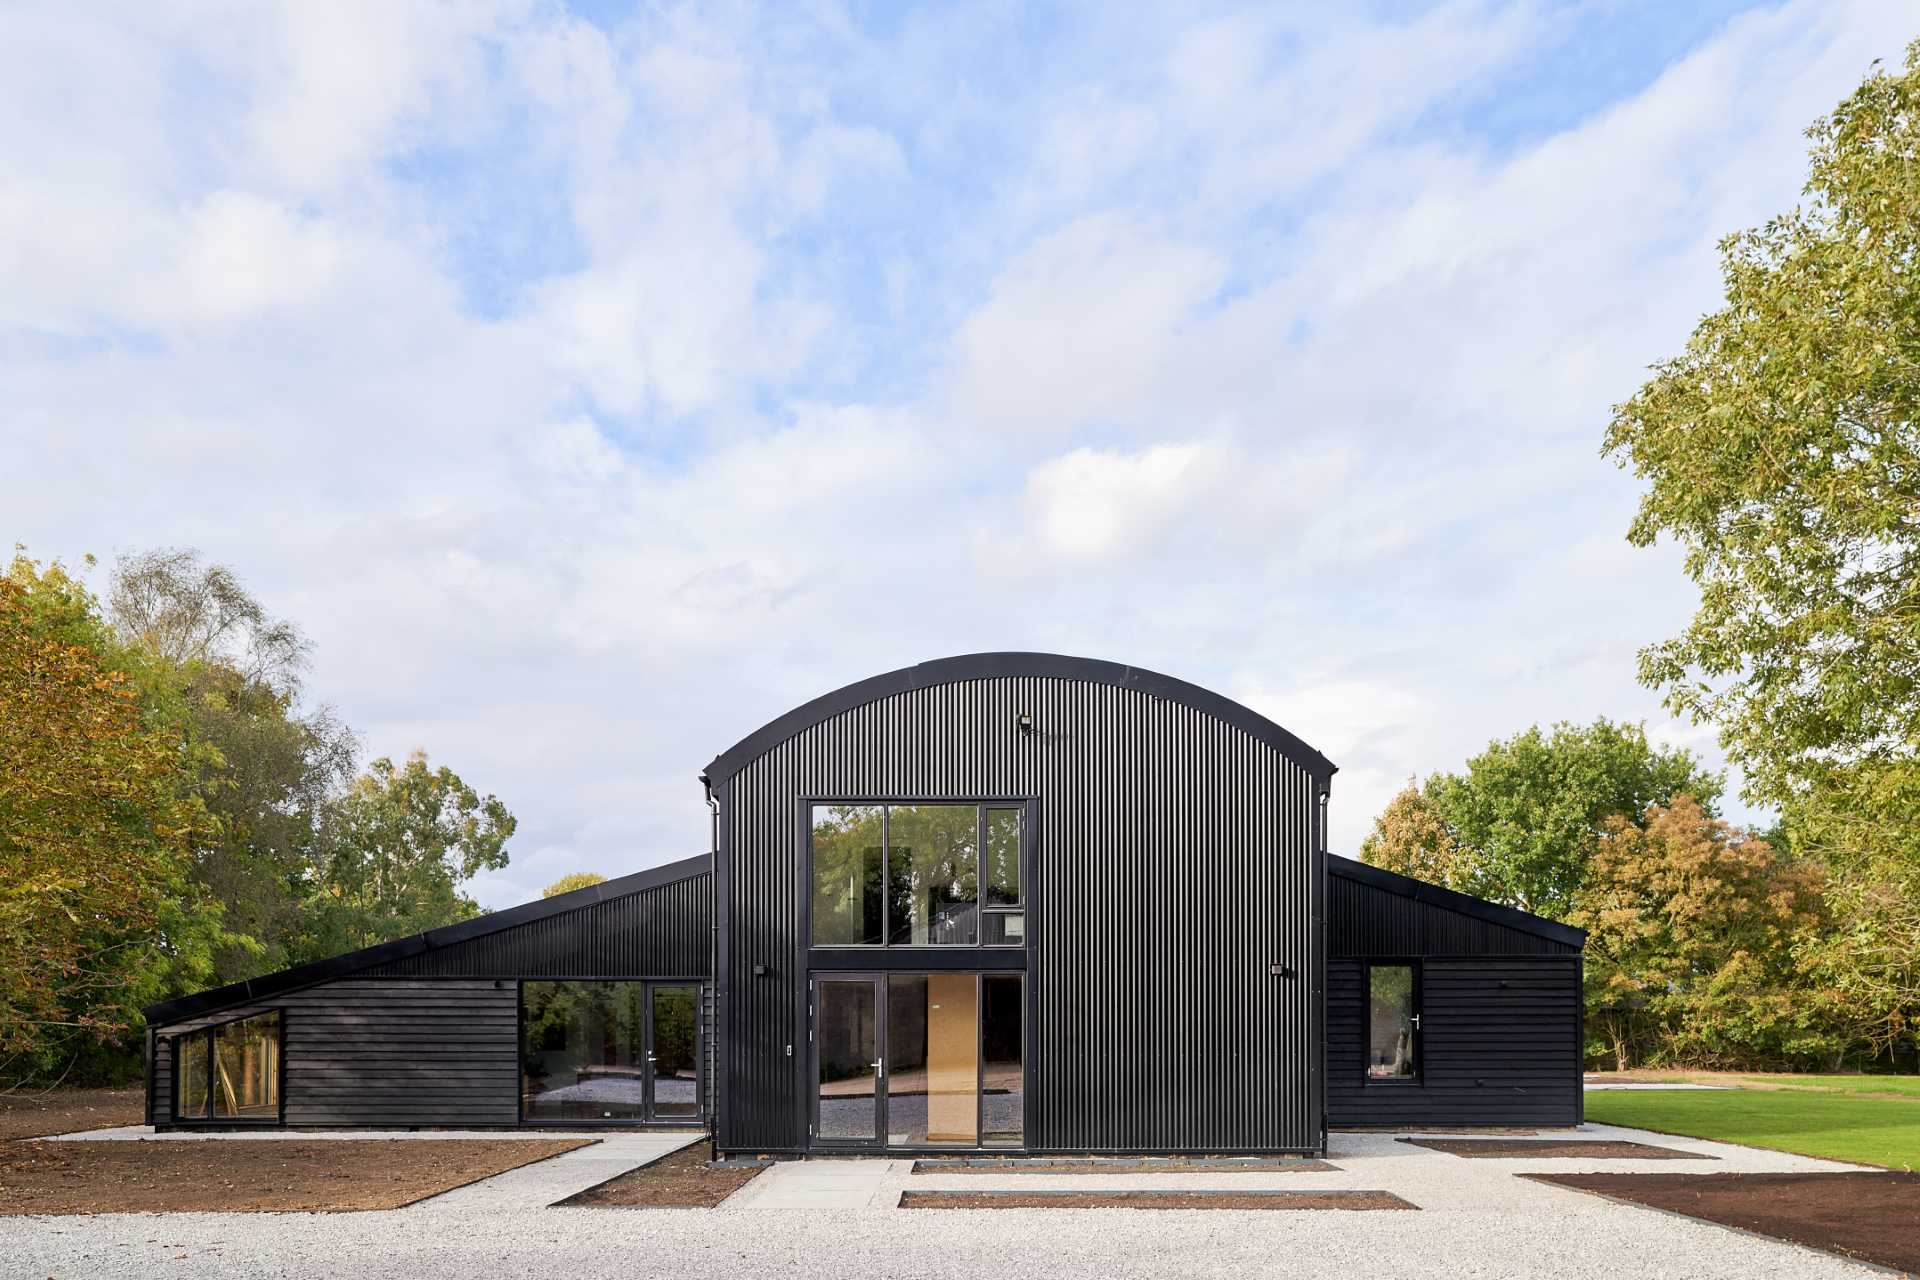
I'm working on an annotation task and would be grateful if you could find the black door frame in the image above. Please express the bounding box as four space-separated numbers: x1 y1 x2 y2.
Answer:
809 972 886 1148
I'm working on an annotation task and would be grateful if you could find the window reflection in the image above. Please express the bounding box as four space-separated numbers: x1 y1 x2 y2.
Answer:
1367 965 1417 1080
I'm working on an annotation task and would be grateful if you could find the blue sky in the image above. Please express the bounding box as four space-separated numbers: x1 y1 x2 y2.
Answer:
7 1 1914 908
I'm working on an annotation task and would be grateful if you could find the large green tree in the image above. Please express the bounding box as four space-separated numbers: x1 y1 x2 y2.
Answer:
1603 42 1920 1061
299 751 516 959
107 549 358 982
1360 718 1720 918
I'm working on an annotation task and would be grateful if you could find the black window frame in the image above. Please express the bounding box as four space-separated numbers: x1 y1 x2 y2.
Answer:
516 977 708 1127
1362 960 1422 1086
805 799 1029 950
171 1009 286 1125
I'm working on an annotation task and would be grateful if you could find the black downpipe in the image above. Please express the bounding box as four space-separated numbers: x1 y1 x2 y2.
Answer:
703 774 720 1163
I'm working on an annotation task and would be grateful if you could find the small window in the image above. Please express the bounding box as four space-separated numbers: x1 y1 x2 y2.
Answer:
174 1011 281 1121
1366 964 1418 1082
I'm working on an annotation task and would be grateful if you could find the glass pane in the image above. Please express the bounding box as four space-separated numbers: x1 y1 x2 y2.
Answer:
1367 966 1417 1080
984 808 1021 906
176 1035 210 1119
982 910 1024 947
650 985 700 1117
811 805 884 945
886 974 978 1146
982 975 1023 1146
817 980 878 1140
523 981 649 1120
211 1013 280 1118
887 804 978 945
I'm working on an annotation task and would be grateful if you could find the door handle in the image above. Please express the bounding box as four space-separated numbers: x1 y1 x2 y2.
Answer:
872 1058 884 1078
1410 1015 1421 1031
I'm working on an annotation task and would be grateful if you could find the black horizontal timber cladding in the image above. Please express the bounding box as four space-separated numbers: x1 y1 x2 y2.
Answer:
715 665 1325 1154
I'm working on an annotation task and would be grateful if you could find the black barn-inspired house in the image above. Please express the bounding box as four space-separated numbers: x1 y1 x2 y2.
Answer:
143 654 1584 1150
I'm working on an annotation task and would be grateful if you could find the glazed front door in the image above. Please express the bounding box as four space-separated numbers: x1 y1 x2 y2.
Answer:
812 976 883 1146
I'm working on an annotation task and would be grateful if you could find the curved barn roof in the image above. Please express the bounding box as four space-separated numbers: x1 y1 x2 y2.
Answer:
700 651 1338 786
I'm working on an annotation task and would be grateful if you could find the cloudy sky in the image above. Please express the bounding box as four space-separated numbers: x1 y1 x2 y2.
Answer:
7 1 1913 907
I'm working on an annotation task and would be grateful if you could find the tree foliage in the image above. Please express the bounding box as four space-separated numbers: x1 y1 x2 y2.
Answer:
1573 798 1836 1071
541 872 606 898
299 751 516 959
1603 41 1920 1064
1360 719 1719 918
0 561 219 1075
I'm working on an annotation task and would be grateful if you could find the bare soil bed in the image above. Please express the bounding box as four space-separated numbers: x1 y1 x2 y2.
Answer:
900 1189 1415 1210
1526 1171 1920 1276
562 1144 767 1208
1402 1137 1712 1159
0 1087 144 1140
0 1138 592 1214
912 1157 1335 1174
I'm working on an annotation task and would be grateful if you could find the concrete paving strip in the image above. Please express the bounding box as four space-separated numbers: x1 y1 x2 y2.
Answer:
730 1158 911 1209
48 1126 702 1141
412 1131 707 1212
1584 1083 1732 1091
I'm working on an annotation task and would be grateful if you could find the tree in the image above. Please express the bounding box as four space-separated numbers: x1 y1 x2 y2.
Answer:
1573 798 1837 1071
1603 43 1920 1065
542 872 606 898
1361 719 1720 918
299 751 516 959
105 549 358 983
0 560 220 1078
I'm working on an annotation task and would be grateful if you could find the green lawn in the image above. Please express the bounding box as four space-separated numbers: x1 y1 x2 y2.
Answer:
1740 1073 1920 1099
1586 1088 1920 1170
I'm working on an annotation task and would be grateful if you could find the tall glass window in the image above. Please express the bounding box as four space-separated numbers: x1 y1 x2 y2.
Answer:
811 804 884 945
981 974 1024 1146
810 803 1024 947
522 981 649 1121
1367 964 1419 1081
174 1011 280 1122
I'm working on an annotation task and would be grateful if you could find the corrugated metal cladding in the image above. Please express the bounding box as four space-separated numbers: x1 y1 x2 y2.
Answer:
1325 959 1581 1127
1328 874 1577 957
364 872 711 978
152 981 519 1127
1323 867 1582 1128
715 672 1326 1155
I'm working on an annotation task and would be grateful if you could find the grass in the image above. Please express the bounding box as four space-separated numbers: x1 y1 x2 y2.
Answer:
1585 1088 1920 1170
1739 1073 1920 1099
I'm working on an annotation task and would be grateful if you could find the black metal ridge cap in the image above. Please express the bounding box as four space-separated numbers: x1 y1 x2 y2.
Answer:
1328 855 1587 950
700 651 1339 787
142 851 713 1028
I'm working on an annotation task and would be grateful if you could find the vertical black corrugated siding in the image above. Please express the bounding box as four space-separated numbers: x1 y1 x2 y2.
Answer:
363 872 710 977
717 674 1321 1154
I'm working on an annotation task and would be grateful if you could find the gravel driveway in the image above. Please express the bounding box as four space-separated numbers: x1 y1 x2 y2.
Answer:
2 1124 1882 1279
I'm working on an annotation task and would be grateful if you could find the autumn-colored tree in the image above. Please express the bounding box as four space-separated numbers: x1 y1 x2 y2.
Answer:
0 563 217 1075
1573 798 1837 1071
1604 45 1920 1062
1360 720 1719 918
297 751 516 959
542 872 606 898
1357 783 1471 885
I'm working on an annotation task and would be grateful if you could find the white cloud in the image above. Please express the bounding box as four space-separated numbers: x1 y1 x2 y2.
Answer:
4 0 1911 909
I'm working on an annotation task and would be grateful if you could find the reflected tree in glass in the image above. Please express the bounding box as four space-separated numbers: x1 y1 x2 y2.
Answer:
811 805 883 945
887 804 978 945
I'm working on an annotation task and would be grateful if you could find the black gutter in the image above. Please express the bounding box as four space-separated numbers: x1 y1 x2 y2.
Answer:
144 852 713 1027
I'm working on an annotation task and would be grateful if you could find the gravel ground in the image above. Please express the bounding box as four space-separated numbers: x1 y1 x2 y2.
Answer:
0 1123 1883 1279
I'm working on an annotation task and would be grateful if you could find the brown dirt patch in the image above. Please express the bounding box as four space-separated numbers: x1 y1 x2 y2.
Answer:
1526 1171 1920 1276
912 1158 1335 1174
0 1088 144 1140
0 1138 592 1214
1402 1137 1712 1159
900 1189 1414 1210
562 1143 767 1208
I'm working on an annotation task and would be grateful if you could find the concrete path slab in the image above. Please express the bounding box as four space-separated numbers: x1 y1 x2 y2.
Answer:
731 1158 907 1209
1584 1083 1731 1091
46 1126 684 1142
414 1131 706 1212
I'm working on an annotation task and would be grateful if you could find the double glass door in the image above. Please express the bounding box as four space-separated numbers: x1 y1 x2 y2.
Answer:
520 980 701 1123
812 972 1024 1149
